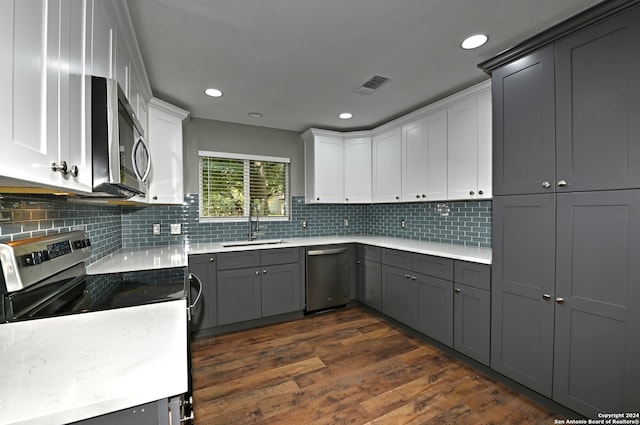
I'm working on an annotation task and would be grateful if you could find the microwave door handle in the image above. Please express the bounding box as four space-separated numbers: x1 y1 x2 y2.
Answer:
132 135 151 183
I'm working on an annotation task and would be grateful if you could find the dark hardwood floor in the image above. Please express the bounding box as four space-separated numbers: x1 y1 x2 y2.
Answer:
191 307 559 424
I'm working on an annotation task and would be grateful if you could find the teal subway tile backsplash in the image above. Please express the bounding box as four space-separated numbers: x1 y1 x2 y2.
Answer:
0 193 491 256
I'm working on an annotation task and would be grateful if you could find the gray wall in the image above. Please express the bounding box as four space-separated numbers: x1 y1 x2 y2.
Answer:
183 118 305 196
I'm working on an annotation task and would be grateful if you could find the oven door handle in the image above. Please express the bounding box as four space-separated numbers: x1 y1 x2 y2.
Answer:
188 273 203 318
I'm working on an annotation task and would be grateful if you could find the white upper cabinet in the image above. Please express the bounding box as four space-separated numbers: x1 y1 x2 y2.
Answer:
344 137 371 203
401 112 448 202
303 132 344 203
372 128 402 203
1 0 92 193
447 89 492 201
423 110 448 200
90 0 113 79
138 98 189 204
401 120 424 201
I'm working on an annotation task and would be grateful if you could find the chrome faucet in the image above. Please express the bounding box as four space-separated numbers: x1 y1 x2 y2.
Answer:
248 203 260 241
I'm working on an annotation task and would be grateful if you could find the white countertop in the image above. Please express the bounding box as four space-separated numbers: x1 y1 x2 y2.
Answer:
0 300 188 425
187 235 492 264
86 245 187 275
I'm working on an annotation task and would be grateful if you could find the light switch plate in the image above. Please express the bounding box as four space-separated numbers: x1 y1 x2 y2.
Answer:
170 223 182 235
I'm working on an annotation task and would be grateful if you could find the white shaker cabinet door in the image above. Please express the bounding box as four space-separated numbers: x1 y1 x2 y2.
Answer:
307 135 344 203
401 120 425 201
372 128 402 203
447 98 478 200
344 137 371 203
2 1 61 188
423 110 448 200
476 91 492 199
90 0 114 79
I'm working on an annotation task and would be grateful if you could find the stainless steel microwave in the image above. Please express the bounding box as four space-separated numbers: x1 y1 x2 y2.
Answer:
90 76 150 198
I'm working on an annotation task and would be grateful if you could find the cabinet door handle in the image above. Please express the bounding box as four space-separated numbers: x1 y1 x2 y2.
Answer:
542 293 552 300
557 180 568 187
51 161 69 175
555 297 565 304
454 288 461 293
541 181 551 189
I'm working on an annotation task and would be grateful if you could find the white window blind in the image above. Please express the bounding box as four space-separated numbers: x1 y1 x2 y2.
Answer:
199 151 290 220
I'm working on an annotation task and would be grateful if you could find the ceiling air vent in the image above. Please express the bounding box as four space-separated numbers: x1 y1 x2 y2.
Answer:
353 74 393 95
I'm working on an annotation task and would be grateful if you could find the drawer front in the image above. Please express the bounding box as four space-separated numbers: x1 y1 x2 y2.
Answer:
217 250 261 270
381 248 413 269
261 247 300 266
357 244 381 262
413 254 454 281
454 261 491 291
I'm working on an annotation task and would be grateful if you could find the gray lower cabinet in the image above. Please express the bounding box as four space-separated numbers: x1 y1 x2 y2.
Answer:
356 257 382 310
187 254 217 331
216 247 304 327
381 265 416 327
454 283 490 366
492 194 556 397
261 263 301 317
453 261 491 366
415 273 453 347
553 190 640 415
71 400 169 425
493 191 640 415
217 268 262 326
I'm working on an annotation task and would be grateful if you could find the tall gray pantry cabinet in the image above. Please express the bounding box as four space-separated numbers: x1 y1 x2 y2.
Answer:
486 3 640 417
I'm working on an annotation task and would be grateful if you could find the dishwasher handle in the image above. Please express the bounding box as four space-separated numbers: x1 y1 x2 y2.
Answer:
307 247 349 256
188 273 203 320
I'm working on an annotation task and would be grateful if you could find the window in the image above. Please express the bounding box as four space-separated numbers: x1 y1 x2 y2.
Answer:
199 151 290 221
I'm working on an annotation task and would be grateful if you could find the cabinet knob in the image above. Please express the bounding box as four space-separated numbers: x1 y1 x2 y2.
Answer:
255 271 260 275
153 196 158 200
416 195 420 199
70 165 79 177
541 181 551 189
395 196 400 200
356 260 361 264
404 274 411 279
209 257 214 262
542 293 551 300
555 297 565 304
478 190 483 195
557 180 568 187
263 270 267 274
469 191 475 196
51 161 69 175
316 197 320 201
411 276 416 281
345 198 349 202
422 194 426 198
454 288 461 293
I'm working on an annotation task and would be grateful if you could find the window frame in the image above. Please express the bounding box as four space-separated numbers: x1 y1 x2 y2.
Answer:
198 150 291 223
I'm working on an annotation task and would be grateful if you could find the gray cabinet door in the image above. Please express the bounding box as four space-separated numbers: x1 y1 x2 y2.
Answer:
217 268 261 325
555 8 640 193
491 194 556 397
357 258 382 310
454 283 490 366
188 254 217 331
381 265 416 327
415 273 453 347
553 190 640 415
261 263 301 317
492 44 556 195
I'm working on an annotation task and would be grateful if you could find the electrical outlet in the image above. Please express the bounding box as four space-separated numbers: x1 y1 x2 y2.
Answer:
400 219 406 229
152 223 161 236
301 220 308 228
343 218 349 227
170 223 182 235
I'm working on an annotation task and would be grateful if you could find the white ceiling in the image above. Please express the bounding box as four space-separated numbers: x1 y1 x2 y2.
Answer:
127 0 603 132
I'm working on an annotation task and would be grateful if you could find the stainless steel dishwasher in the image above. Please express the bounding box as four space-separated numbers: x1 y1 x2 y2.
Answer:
305 245 355 312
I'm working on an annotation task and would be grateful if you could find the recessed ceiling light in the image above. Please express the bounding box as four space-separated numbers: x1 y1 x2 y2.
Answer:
461 34 488 50
248 112 263 118
339 113 353 120
204 88 223 97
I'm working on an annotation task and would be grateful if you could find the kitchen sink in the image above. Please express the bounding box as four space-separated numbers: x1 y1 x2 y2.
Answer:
221 239 285 248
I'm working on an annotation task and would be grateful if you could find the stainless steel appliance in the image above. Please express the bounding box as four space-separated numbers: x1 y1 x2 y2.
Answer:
0 231 199 424
90 76 150 198
305 245 354 312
